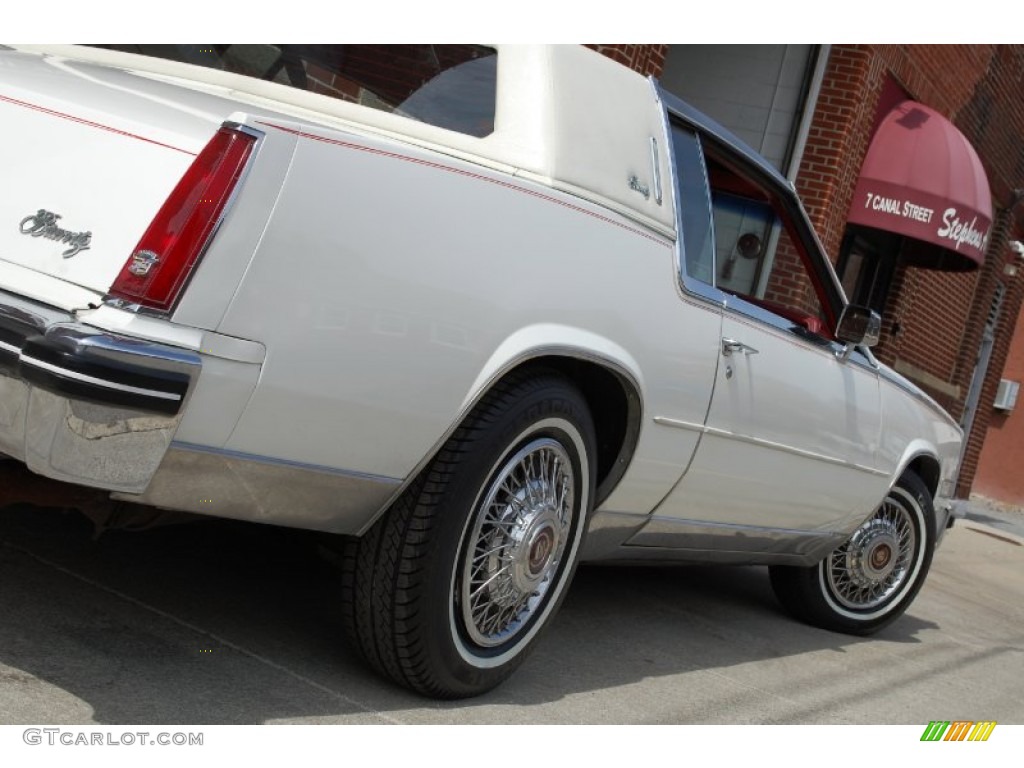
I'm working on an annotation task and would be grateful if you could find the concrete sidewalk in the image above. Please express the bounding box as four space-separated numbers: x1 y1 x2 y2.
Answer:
965 495 1024 539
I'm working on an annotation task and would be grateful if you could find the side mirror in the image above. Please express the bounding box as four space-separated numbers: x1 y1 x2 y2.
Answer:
836 304 881 348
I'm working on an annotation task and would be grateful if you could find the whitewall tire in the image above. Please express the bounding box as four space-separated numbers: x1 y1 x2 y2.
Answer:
342 371 595 697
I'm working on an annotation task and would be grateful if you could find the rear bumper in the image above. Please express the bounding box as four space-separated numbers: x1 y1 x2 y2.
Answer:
0 289 199 493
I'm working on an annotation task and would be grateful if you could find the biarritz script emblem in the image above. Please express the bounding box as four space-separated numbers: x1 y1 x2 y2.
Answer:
19 209 92 258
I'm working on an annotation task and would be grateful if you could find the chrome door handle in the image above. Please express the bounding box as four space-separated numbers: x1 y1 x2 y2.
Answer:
722 337 759 356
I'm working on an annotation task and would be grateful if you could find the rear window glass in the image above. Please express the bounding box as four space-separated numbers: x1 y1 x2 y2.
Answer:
94 44 498 138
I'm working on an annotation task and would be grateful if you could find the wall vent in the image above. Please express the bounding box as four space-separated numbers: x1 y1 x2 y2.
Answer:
994 379 1020 411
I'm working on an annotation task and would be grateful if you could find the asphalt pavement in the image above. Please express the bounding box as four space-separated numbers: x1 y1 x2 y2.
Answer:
0 501 1021 725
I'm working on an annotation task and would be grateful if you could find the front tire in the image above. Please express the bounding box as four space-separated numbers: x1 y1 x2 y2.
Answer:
342 372 596 698
769 470 936 635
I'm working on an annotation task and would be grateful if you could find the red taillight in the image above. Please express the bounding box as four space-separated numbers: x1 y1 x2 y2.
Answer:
109 127 256 312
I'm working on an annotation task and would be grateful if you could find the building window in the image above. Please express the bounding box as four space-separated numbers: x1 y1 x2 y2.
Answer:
837 225 901 314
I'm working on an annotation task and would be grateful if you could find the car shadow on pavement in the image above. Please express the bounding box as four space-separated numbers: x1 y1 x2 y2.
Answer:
0 504 938 724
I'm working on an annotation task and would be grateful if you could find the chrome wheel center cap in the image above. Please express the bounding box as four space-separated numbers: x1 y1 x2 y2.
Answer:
871 544 892 570
509 503 561 594
528 528 554 572
848 524 900 585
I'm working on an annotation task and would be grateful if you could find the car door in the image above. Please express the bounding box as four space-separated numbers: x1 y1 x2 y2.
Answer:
652 129 889 537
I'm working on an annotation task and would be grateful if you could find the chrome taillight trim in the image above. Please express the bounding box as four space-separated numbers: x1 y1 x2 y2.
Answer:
103 121 265 317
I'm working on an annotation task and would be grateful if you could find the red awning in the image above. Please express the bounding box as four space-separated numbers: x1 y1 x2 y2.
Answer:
847 101 992 270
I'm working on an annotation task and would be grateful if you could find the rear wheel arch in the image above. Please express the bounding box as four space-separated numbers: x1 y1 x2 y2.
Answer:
485 355 642 508
356 350 643 539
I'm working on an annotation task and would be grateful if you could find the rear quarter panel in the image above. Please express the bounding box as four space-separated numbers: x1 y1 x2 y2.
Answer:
211 117 722 515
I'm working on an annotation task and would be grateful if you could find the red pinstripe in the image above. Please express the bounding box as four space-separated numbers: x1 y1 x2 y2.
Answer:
0 93 196 156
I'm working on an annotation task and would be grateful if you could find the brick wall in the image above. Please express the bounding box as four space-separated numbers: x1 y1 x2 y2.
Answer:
943 47 1024 495
795 47 882 259
974 307 1024 503
589 45 667 78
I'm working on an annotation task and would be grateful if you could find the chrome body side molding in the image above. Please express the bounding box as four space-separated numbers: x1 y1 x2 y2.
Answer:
607 515 850 566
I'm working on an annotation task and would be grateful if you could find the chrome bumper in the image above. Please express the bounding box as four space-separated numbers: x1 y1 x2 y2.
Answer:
0 290 199 493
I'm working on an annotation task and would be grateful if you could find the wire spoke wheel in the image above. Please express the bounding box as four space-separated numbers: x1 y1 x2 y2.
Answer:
458 438 574 648
825 498 916 610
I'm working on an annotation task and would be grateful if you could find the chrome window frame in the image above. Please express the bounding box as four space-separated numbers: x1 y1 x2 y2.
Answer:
660 94 870 361
660 106 727 309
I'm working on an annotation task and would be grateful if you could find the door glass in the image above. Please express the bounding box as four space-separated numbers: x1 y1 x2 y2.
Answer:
712 192 774 295
702 150 832 338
